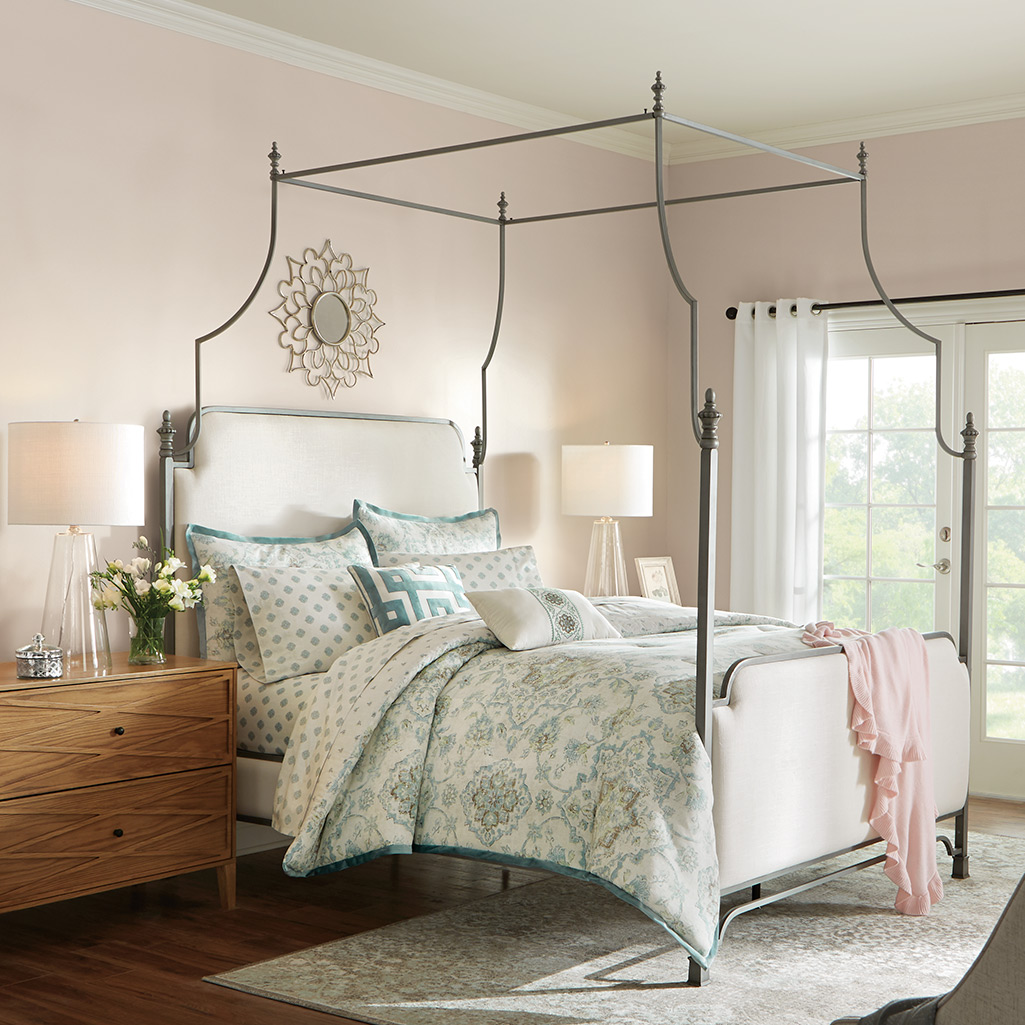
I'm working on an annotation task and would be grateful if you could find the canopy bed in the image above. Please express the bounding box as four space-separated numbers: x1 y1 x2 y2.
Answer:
161 74 974 984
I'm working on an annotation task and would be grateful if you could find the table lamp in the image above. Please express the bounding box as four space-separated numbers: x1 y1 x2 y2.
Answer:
8 421 145 673
562 443 653 597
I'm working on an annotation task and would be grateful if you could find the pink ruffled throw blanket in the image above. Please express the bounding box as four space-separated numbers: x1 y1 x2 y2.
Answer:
803 621 943 915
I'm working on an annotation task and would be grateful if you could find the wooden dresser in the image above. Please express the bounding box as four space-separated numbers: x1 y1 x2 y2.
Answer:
0 653 237 914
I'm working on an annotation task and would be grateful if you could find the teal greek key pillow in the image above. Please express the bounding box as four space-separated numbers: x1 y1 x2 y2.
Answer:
466 587 621 651
185 522 374 661
231 566 375 684
374 545 543 590
348 563 473 636
352 499 500 555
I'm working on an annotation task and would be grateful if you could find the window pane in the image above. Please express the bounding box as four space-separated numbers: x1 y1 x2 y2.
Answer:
988 431 1025 506
825 433 868 504
988 510 1025 584
988 352 1025 429
822 578 867 630
872 355 935 429
824 507 867 576
986 664 1025 741
826 358 868 430
871 507 935 579
871 432 936 505
870 580 933 633
987 586 1025 662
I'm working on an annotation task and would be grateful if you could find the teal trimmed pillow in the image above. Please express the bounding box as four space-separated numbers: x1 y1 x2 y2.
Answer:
374 546 543 590
466 587 621 651
348 563 473 636
353 499 500 555
185 522 374 661
231 566 375 683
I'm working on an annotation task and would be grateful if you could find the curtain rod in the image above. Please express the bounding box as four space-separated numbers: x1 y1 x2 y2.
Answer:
725 286 1025 319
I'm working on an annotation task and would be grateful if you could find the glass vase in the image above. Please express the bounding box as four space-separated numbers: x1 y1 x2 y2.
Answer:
129 613 167 665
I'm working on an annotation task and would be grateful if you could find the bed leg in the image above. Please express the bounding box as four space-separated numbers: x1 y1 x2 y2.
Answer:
952 808 970 879
688 958 708 986
751 884 761 900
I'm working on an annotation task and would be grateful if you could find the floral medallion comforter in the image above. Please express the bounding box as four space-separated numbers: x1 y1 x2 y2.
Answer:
273 599 805 967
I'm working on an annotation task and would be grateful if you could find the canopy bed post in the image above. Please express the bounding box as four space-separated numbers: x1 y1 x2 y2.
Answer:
695 392 721 750
173 143 282 463
950 413 978 878
472 192 509 507
650 72 716 752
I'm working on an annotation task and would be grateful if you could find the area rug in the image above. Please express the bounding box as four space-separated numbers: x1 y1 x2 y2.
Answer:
207 833 1024 1025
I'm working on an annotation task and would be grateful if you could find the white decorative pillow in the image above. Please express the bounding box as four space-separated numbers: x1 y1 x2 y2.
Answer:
352 499 500 555
348 563 473 636
231 566 375 684
185 523 374 660
466 587 621 651
374 546 543 590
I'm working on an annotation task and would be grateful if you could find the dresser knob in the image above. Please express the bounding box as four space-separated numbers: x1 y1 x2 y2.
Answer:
113 828 124 838
113 726 125 736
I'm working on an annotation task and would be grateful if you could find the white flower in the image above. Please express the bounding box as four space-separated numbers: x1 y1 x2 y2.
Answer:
152 578 172 594
138 535 148 548
93 585 121 610
197 564 216 583
168 596 185 612
127 557 151 578
134 578 152 596
158 556 184 578
108 559 124 571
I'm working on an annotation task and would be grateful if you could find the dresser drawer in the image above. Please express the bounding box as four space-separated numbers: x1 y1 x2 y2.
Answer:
0 672 232 799
0 766 232 912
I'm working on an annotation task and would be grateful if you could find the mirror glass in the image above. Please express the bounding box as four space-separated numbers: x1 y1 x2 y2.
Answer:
311 291 351 344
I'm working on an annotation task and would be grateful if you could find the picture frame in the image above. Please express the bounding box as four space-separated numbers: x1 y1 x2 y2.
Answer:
635 556 681 604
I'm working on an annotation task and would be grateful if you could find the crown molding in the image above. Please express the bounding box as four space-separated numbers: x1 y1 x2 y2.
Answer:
669 93 1025 164
66 0 654 162
68 0 1025 167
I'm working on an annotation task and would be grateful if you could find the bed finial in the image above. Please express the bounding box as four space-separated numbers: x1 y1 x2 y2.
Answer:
472 427 484 472
158 410 176 458
651 71 665 114
857 141 868 177
497 192 508 223
269 141 281 177
698 388 721 449
961 411 978 457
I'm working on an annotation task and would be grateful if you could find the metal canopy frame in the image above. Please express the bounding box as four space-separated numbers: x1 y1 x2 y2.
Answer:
163 71 976 983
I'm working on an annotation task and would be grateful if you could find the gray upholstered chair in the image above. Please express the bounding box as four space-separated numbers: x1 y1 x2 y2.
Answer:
831 871 1025 1024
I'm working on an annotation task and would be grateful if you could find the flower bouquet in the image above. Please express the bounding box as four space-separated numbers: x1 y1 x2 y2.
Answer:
91 536 215 664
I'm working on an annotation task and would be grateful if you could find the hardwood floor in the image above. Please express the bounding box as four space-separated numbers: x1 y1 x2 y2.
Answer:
0 797 1021 1024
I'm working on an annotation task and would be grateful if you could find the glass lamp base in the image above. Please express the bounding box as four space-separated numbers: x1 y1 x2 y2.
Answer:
583 517 629 597
40 527 112 674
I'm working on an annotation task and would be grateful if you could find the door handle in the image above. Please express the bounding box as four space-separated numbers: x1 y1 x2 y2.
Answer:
916 558 951 575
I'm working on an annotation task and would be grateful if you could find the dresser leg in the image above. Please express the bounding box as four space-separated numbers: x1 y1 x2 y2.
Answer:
217 861 236 910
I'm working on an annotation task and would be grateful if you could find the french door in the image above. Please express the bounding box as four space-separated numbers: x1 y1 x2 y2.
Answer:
964 320 1025 798
825 304 1025 800
823 323 958 638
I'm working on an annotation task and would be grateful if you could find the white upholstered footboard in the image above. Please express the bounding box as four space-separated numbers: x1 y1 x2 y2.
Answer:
712 633 970 892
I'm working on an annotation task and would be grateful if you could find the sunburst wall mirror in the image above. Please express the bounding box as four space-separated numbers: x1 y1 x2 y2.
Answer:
270 241 384 397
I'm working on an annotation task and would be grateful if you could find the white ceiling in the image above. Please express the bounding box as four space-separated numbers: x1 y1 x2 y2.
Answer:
86 0 1025 160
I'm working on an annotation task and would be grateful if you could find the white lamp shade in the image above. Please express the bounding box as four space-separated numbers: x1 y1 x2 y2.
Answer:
562 444 653 518
8 421 145 526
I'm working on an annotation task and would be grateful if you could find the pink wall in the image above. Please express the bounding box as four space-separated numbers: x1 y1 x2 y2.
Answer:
2 0 669 657
663 122 1025 607
5 1 1025 662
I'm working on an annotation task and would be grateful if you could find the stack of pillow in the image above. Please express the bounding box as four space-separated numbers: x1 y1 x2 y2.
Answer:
186 499 618 684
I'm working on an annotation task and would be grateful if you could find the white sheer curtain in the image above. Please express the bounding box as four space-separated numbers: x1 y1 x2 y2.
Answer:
730 298 828 623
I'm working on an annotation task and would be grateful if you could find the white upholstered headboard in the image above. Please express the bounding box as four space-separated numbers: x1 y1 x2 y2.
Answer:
165 406 480 655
